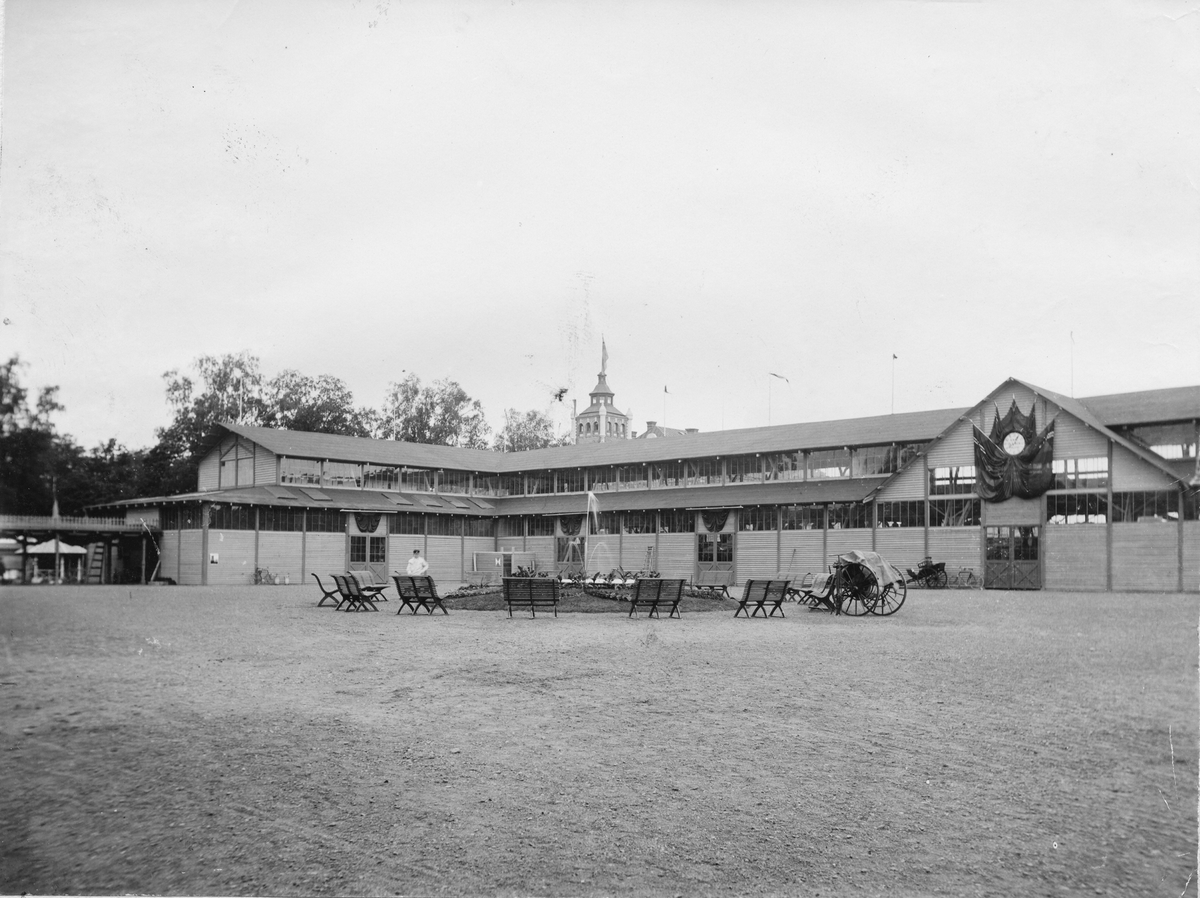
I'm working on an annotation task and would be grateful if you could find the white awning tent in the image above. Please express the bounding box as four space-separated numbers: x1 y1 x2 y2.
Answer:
25 539 88 555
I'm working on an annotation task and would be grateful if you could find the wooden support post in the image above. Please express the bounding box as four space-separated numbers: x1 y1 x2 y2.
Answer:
141 535 147 584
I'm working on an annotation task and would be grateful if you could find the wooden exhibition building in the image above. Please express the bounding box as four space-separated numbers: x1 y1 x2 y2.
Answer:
105 377 1200 592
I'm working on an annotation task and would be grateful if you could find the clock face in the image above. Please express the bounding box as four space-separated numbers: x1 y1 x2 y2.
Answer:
1002 432 1026 456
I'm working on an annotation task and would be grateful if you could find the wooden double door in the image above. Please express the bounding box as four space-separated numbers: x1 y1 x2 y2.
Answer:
696 532 734 586
984 526 1040 589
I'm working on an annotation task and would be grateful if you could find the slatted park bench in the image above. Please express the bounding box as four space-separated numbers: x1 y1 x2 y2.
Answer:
390 575 449 615
734 579 792 618
627 578 686 619
502 577 561 618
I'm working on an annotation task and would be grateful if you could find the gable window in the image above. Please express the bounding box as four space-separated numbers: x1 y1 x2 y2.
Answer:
1111 491 1178 523
808 449 851 480
781 504 824 530
280 457 321 486
930 465 976 495
1047 493 1108 525
1052 458 1108 490
929 498 981 527
876 501 926 528
727 455 763 484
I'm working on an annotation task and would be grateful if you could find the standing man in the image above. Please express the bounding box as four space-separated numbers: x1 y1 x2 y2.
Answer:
406 548 429 577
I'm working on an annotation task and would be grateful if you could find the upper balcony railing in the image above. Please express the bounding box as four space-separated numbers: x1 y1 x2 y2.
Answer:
0 515 153 533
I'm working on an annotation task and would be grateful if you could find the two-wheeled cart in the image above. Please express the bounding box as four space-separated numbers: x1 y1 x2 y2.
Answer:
789 550 908 616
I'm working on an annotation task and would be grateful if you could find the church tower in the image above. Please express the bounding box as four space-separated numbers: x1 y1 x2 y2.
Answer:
574 341 629 444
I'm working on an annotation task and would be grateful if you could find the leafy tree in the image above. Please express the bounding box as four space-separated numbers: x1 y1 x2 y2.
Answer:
0 356 64 514
380 375 491 449
55 438 148 515
262 371 377 437
493 408 571 452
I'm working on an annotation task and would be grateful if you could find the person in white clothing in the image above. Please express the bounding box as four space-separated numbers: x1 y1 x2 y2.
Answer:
406 549 429 576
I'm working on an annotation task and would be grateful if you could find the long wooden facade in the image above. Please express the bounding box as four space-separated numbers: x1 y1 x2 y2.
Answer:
114 378 1200 592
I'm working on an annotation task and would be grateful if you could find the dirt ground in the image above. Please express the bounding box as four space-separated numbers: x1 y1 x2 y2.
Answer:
1 584 1196 897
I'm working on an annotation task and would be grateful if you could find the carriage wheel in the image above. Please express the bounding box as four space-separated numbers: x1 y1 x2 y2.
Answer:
836 563 878 616
871 578 907 615
934 570 948 589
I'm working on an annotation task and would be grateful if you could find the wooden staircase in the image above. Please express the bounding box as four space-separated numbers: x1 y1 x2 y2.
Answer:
84 543 105 584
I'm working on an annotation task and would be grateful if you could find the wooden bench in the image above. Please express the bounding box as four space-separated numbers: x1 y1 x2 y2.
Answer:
312 573 340 607
734 579 792 618
333 574 379 612
391 575 448 615
502 577 561 618
627 578 686 619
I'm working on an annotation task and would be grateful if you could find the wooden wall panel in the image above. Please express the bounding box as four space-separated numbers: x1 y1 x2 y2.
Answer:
927 529 982 580
496 537 525 554
179 531 204 585
874 530 926 570
982 384 1042 432
656 535 694 580
463 538 495 578
926 420 974 468
197 451 220 492
1052 412 1108 458
779 532 826 579
735 533 777 583
621 535 657 573
425 536 463 582
983 497 1041 526
206 531 256 585
254 446 277 485
1112 523 1179 592
159 531 179 583
305 534 346 578
1043 526 1106 591
1183 523 1200 593
525 537 555 573
825 529 873 566
258 532 303 583
1111 444 1175 491
878 464 925 500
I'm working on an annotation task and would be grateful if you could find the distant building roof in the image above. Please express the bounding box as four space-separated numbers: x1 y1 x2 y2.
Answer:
1079 385 1200 426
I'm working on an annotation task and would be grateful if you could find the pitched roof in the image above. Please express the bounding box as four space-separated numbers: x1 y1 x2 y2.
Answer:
1078 385 1200 426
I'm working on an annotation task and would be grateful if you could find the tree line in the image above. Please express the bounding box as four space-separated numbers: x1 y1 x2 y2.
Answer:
0 353 570 516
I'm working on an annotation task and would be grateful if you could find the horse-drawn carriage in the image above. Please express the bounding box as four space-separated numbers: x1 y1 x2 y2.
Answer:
789 550 908 616
905 556 948 589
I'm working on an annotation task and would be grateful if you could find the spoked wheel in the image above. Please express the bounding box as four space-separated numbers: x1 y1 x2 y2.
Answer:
836 563 878 616
871 576 908 616
933 569 948 589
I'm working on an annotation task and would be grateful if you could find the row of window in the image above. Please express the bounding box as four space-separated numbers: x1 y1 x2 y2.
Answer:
273 445 925 497
158 489 1200 535
1046 490 1198 524
928 457 1111 496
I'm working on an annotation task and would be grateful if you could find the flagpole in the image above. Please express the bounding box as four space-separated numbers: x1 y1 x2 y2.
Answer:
891 354 897 415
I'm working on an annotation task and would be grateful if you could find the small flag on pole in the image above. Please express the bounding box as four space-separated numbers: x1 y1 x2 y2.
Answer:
664 385 669 394
601 338 609 374
769 372 789 383
893 354 898 360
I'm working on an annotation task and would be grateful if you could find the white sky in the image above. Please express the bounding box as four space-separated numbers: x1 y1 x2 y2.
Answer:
2 0 1197 450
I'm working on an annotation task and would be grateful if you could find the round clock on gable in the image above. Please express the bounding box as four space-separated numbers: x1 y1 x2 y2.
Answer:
1002 432 1026 456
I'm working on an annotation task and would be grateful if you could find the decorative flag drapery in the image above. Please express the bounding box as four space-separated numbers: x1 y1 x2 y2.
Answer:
972 400 1056 501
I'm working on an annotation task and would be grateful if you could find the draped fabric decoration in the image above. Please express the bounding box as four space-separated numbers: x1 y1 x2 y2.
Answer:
354 513 382 534
558 515 583 537
701 510 729 532
972 401 1056 502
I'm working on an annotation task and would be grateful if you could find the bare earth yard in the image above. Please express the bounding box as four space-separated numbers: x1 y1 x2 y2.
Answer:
0 585 1196 897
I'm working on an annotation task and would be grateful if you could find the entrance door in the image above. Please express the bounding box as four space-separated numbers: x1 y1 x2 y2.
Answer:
556 536 586 577
984 526 1040 589
349 535 388 583
696 532 734 587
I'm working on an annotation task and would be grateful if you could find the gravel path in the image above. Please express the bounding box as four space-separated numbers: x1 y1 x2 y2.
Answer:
1 585 1195 896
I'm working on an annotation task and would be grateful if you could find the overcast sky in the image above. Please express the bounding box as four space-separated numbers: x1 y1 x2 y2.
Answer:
2 0 1197 450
